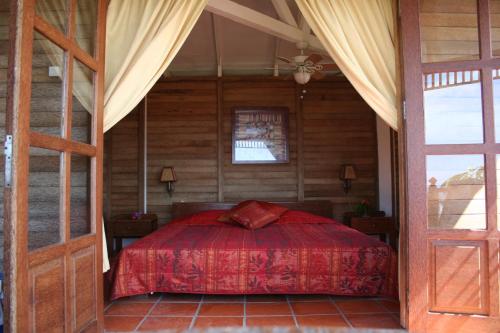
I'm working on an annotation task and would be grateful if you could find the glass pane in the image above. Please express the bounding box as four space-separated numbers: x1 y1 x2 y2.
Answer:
427 155 486 230
29 147 62 250
70 153 91 238
420 0 479 63
492 69 500 141
423 70 483 144
31 32 65 137
72 58 94 143
35 0 67 35
75 0 98 56
491 0 500 56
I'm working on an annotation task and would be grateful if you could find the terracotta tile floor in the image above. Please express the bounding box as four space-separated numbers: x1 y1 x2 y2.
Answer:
104 294 401 332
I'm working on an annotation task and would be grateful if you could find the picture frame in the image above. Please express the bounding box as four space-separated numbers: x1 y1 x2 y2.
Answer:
232 107 289 164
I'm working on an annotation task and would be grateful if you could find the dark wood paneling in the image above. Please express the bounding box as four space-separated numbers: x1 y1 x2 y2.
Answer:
106 78 378 222
147 81 218 222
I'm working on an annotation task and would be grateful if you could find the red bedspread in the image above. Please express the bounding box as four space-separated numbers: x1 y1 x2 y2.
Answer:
109 210 397 300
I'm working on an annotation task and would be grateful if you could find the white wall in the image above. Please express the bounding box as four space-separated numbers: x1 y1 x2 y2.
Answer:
377 116 393 216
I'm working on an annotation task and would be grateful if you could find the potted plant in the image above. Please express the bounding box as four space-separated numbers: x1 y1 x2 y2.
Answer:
353 199 373 217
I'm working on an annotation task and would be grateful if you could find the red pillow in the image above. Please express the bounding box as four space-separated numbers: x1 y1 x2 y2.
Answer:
230 200 279 229
217 200 255 223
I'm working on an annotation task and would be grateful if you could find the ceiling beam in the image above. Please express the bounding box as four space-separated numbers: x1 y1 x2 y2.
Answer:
271 0 297 27
211 13 223 77
205 0 324 52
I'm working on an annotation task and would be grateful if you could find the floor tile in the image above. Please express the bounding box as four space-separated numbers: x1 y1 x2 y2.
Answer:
162 293 202 302
203 295 245 303
246 316 296 327
378 299 401 312
199 303 244 316
194 316 243 328
288 294 330 302
104 315 143 331
246 302 291 316
291 301 338 315
137 316 193 331
336 300 387 314
247 294 287 303
151 302 199 316
296 314 349 327
116 293 161 303
104 302 153 316
346 313 402 329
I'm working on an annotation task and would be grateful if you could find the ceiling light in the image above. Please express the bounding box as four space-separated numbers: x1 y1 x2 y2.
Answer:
294 70 311 85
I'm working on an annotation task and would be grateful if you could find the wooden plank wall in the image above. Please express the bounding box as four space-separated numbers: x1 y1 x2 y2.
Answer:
106 77 379 224
302 81 378 217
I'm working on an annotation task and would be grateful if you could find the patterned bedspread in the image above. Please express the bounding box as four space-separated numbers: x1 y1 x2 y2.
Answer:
109 210 397 300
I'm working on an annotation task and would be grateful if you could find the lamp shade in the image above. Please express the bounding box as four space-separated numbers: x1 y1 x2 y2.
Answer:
294 70 311 85
340 164 356 180
160 166 177 182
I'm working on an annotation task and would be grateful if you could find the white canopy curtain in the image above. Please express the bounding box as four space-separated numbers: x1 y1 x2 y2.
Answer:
295 0 399 130
104 0 208 131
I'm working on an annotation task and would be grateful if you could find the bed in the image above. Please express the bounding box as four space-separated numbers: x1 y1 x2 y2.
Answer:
109 201 397 300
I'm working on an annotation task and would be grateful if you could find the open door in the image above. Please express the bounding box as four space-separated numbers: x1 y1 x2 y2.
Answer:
401 0 500 331
4 0 106 331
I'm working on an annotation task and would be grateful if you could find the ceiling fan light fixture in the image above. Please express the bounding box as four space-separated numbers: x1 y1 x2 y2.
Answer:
294 70 311 85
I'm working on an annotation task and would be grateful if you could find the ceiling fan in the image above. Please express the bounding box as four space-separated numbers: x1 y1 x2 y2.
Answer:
276 42 339 84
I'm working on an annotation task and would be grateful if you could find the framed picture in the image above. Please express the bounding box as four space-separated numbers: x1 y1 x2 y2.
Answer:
232 107 289 164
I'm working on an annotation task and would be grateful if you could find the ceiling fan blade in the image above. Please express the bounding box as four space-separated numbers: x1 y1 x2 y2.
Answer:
312 71 326 80
321 63 339 71
306 53 323 64
276 56 293 64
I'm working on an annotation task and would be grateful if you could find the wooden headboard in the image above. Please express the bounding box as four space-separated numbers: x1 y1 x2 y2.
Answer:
171 201 333 220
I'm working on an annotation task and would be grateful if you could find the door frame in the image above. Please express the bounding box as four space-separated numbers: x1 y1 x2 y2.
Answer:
400 0 500 331
4 0 107 331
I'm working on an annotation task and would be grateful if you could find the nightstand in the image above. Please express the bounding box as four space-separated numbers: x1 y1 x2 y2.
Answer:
347 216 397 249
109 213 158 253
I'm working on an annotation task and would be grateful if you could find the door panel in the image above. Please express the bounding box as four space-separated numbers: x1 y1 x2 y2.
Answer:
5 0 106 331
401 0 500 331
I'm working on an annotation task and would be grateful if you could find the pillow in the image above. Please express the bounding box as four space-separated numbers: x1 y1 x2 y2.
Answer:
276 210 339 224
216 200 255 223
230 200 280 229
217 200 288 223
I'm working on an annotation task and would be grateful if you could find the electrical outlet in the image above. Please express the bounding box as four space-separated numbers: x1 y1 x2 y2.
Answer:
48 66 61 77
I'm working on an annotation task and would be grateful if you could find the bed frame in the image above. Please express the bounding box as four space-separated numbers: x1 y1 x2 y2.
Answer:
171 200 333 220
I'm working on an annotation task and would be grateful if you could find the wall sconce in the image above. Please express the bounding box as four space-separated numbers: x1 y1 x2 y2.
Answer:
339 164 357 194
160 166 177 195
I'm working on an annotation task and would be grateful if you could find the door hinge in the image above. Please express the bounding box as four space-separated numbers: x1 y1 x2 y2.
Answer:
403 100 407 120
4 135 12 188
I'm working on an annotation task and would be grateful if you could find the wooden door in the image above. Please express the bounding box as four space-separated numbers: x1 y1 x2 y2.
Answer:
401 0 500 331
4 0 106 331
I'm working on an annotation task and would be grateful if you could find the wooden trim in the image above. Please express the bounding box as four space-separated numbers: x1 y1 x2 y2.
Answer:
400 0 427 331
33 16 98 71
138 99 146 212
94 0 107 330
30 132 97 156
5 0 36 330
217 79 224 201
171 200 333 220
295 84 304 201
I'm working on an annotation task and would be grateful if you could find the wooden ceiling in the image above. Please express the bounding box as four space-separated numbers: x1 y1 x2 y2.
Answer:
167 0 334 77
